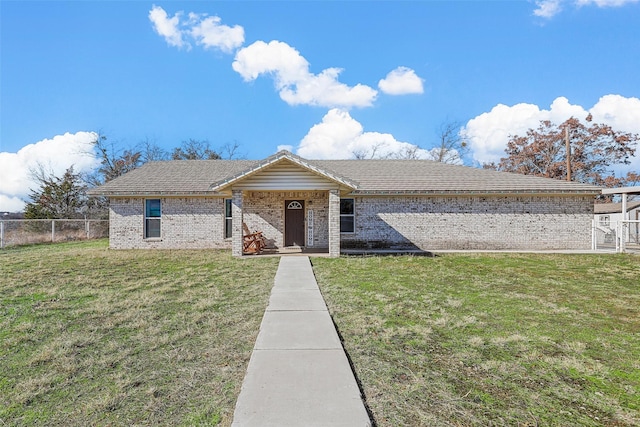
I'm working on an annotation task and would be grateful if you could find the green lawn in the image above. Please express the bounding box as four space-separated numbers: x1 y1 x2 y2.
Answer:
0 240 279 426
3 242 639 426
312 254 640 426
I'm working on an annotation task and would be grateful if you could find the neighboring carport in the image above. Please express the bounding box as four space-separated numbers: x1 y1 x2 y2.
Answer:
601 186 640 252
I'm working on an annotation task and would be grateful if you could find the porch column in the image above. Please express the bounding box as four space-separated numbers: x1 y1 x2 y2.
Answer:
328 189 340 257
232 190 244 257
621 193 629 246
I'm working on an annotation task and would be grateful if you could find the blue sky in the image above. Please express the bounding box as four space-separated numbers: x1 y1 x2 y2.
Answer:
1 0 640 211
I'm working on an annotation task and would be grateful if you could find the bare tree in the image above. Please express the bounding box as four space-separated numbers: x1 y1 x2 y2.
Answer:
138 137 168 163
427 120 468 164
390 145 424 160
89 133 142 185
352 142 390 160
171 139 221 160
219 141 246 159
353 143 427 160
350 120 467 162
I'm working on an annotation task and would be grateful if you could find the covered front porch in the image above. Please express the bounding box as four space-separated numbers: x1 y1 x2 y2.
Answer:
230 189 341 257
207 151 357 258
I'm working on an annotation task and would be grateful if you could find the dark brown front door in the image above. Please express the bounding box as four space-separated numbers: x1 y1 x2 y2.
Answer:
285 200 305 246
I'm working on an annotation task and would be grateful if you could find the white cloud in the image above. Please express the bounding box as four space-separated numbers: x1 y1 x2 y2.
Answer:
233 40 310 84
189 13 244 53
588 95 640 172
149 8 420 110
463 95 640 170
277 144 295 153
576 0 639 7
149 5 188 49
149 6 243 53
233 40 378 109
589 95 640 132
534 0 639 18
295 109 429 159
378 67 424 95
463 97 582 164
0 132 99 212
534 0 563 18
0 195 27 214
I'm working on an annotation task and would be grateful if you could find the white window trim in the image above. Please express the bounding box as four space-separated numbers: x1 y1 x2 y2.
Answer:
340 198 355 234
144 199 162 240
224 198 233 239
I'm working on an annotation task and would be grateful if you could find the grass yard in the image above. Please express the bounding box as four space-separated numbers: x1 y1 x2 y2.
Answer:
313 254 640 427
0 240 279 426
3 242 639 427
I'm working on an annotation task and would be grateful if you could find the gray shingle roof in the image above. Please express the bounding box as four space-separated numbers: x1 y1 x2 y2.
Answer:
313 159 601 194
594 201 640 214
88 160 257 196
88 151 601 196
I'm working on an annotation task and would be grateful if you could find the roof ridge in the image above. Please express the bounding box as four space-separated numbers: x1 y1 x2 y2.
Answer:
88 152 602 197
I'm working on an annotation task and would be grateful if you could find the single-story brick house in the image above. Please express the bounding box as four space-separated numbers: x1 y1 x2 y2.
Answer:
89 150 601 256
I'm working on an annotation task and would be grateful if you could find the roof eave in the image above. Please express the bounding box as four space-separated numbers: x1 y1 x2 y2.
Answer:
601 186 640 195
87 191 226 197
349 190 601 196
90 189 601 197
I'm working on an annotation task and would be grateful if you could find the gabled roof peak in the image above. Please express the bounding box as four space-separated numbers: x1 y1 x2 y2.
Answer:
208 150 359 192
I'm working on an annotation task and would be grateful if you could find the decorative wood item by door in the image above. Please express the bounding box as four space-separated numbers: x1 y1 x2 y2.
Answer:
285 200 305 246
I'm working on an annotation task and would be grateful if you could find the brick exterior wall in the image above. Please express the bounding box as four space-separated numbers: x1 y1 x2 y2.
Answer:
108 193 595 251
341 195 595 250
109 197 229 249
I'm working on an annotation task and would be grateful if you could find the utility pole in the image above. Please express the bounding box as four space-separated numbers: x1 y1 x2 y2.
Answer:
565 126 571 181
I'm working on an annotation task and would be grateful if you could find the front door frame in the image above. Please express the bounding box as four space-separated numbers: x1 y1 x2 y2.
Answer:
284 199 305 247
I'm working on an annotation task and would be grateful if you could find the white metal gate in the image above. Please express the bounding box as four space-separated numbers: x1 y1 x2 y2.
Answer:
616 220 640 253
593 220 640 253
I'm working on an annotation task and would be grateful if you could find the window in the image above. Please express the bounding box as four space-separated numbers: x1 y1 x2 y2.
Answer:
225 199 233 239
340 198 354 233
599 215 610 227
145 199 161 238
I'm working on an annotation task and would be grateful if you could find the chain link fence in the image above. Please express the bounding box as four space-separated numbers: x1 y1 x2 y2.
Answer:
0 219 109 249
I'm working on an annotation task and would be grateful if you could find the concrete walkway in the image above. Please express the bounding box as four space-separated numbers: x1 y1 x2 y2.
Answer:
232 256 371 427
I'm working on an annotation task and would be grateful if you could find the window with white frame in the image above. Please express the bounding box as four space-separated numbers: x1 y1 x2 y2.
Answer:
145 199 161 238
340 198 355 233
599 215 610 227
225 199 233 239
